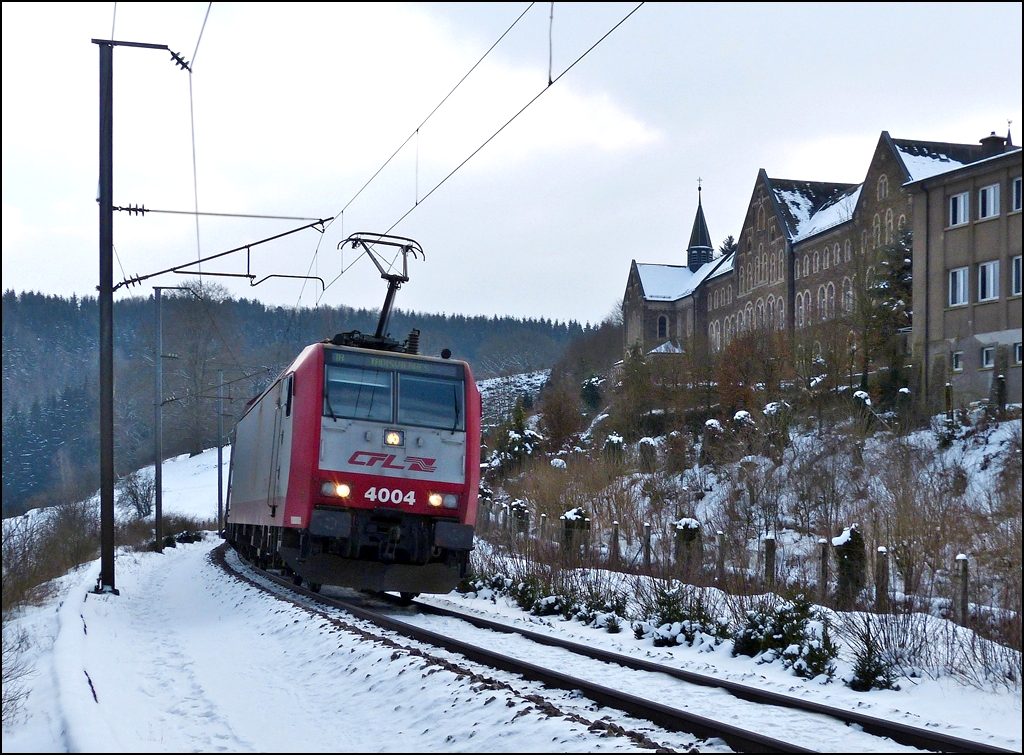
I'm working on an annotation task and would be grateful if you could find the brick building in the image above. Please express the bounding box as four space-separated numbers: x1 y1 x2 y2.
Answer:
623 130 1023 405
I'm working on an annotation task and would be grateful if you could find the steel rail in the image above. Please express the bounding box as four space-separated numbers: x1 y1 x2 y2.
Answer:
220 545 812 753
399 596 1016 755
220 544 1017 754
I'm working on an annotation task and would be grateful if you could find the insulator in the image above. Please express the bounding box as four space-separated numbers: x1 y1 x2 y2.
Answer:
406 328 420 355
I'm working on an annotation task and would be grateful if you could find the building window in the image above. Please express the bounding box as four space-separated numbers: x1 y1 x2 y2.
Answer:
1012 255 1022 296
814 251 820 273
803 256 808 277
1013 177 1022 212
1015 342 1022 365
877 174 889 200
845 240 852 262
658 315 668 339
952 351 963 372
978 260 1000 302
949 266 969 307
978 183 1000 219
949 192 969 226
826 282 835 318
843 277 854 313
980 346 995 369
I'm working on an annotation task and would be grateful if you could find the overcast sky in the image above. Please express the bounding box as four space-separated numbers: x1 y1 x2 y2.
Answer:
3 2 1021 325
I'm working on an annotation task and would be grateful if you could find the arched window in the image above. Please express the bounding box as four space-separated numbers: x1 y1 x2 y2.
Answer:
796 293 804 328
823 248 830 269
728 285 733 304
833 244 840 265
747 263 753 288
843 277 854 313
658 315 667 339
827 282 835 318
714 290 719 310
818 285 827 320
779 251 785 280
757 206 766 231
877 174 889 200
739 268 745 292
708 323 715 346
873 214 881 247
756 299 765 328
767 296 776 329
770 255 777 282
778 301 785 329
803 256 809 277
814 251 820 273
898 213 906 231
755 256 761 285
745 302 754 329
761 252 768 282
844 240 852 262
885 209 894 244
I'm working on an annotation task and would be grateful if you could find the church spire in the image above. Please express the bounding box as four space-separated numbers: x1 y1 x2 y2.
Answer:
687 181 713 271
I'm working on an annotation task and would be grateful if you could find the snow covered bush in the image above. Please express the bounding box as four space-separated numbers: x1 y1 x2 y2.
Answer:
732 595 837 680
632 581 729 649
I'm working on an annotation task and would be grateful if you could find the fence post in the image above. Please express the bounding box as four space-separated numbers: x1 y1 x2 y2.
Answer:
957 553 969 625
611 521 620 567
875 547 889 613
583 517 591 558
945 382 953 423
764 535 776 590
818 538 829 604
643 522 651 571
716 530 725 584
539 513 547 542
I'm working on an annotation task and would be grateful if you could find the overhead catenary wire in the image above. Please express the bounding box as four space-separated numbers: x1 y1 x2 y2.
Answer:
188 3 213 278
300 2 536 310
318 2 644 302
376 3 644 248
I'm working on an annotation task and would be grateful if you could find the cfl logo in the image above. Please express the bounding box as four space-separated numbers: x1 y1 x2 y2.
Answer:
348 451 437 473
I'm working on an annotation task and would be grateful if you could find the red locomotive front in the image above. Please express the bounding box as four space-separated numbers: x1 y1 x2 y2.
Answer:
227 342 481 595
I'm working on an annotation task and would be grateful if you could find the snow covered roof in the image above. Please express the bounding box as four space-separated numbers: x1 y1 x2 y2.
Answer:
649 340 683 354
792 185 862 242
708 252 734 280
769 178 858 241
891 138 986 182
635 255 730 301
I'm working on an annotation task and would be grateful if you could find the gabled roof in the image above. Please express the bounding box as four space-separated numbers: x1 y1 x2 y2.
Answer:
887 135 987 182
792 185 862 242
766 174 858 241
635 254 731 302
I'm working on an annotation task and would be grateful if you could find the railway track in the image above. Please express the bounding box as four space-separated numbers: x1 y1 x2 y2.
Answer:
215 544 1015 754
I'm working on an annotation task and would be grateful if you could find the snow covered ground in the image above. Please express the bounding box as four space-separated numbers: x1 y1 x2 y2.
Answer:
3 449 1021 752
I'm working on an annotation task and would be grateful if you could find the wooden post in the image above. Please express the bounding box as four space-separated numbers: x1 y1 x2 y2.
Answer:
875 547 889 613
539 513 547 542
764 535 776 590
716 530 725 583
945 382 953 423
583 517 591 558
818 538 829 604
957 553 969 625
643 522 651 571
611 521 620 567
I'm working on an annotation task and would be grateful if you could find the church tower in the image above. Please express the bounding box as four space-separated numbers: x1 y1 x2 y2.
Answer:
687 185 713 271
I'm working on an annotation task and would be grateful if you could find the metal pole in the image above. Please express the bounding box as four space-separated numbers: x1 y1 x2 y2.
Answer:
218 367 224 537
154 288 164 552
96 41 117 594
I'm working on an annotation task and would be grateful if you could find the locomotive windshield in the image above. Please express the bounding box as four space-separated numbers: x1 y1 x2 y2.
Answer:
323 349 465 431
324 366 392 422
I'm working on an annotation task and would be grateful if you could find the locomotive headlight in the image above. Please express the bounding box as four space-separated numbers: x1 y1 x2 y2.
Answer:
442 494 458 509
384 429 405 447
428 492 443 507
321 481 352 498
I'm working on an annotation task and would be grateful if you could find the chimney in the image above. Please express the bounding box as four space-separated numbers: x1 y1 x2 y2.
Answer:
980 131 1007 158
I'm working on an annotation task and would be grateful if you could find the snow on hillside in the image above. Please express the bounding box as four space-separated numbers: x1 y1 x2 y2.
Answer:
477 369 550 428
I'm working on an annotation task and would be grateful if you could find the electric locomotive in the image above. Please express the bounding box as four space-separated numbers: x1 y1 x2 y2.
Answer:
226 234 480 596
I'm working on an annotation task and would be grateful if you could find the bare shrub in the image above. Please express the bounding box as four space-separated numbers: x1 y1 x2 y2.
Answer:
2 623 33 728
116 469 155 520
45 498 100 575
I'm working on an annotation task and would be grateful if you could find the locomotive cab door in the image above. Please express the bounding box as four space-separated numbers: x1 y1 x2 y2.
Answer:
266 374 295 519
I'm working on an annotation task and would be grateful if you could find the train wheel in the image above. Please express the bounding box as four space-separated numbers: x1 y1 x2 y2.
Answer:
292 574 303 587
398 592 419 605
309 583 322 593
